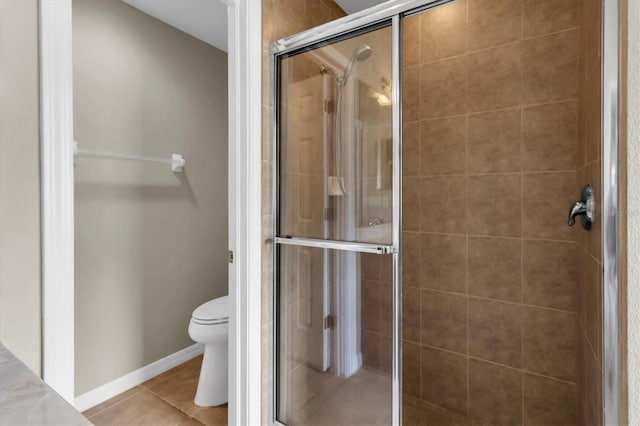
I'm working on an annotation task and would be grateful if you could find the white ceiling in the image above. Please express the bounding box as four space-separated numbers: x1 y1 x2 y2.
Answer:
121 0 228 52
121 0 387 53
334 0 387 14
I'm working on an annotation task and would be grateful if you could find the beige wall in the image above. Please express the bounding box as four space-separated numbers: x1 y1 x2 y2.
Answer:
73 0 228 394
0 0 42 375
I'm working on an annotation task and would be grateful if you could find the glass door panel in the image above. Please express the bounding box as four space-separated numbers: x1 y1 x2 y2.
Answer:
274 20 397 426
278 24 393 245
277 245 393 425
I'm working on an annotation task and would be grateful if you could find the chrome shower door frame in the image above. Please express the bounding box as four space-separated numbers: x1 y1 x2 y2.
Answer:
602 0 621 424
270 0 623 424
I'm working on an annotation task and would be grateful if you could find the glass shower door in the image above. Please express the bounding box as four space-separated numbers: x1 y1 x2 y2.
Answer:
273 21 397 426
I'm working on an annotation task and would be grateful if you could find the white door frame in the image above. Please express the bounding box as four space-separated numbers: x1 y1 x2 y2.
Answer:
224 1 262 424
39 0 262 423
40 0 75 404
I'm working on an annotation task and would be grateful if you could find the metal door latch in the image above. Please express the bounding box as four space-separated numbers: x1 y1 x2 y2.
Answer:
568 185 594 230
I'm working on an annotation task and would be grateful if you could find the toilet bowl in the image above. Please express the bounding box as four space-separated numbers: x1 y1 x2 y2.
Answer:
188 295 229 407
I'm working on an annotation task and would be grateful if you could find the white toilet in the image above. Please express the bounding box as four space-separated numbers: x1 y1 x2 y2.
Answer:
188 295 229 407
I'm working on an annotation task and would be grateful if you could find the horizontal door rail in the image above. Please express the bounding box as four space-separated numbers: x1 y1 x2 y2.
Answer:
270 0 447 55
274 236 396 254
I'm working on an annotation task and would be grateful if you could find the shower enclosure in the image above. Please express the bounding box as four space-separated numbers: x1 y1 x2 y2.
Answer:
270 0 620 425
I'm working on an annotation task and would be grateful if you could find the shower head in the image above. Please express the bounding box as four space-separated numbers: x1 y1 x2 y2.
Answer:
319 44 373 84
353 44 372 62
341 44 372 85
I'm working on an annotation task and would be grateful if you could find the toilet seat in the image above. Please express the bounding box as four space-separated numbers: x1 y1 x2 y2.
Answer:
192 317 228 326
191 295 228 325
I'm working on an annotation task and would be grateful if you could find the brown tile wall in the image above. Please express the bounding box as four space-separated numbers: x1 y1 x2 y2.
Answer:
261 1 346 424
361 253 393 373
576 0 604 425
401 0 584 424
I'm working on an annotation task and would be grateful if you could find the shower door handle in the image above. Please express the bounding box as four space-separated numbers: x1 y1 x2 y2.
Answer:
567 185 594 230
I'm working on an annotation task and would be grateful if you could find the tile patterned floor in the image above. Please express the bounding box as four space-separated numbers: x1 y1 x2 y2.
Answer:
83 359 478 426
83 356 227 426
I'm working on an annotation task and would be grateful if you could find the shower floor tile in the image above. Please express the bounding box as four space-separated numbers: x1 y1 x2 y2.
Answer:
289 368 393 426
83 355 227 426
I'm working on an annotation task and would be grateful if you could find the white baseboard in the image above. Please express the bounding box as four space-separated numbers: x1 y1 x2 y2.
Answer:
74 343 204 412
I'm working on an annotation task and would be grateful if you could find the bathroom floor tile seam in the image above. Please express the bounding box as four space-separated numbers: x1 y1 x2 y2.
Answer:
86 385 207 426
84 356 227 426
141 385 208 425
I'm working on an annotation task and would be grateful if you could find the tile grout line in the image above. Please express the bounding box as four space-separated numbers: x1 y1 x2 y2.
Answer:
416 169 580 178
413 287 578 315
522 368 578 387
520 2 526 422
417 26 579 69
465 162 470 416
419 287 424 403
576 298 602 366
407 96 580 125
416 14 424 406
404 394 474 424
418 341 578 386
82 386 143 420
105 385 208 426
404 229 580 245
464 0 470 416
142 385 208 426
